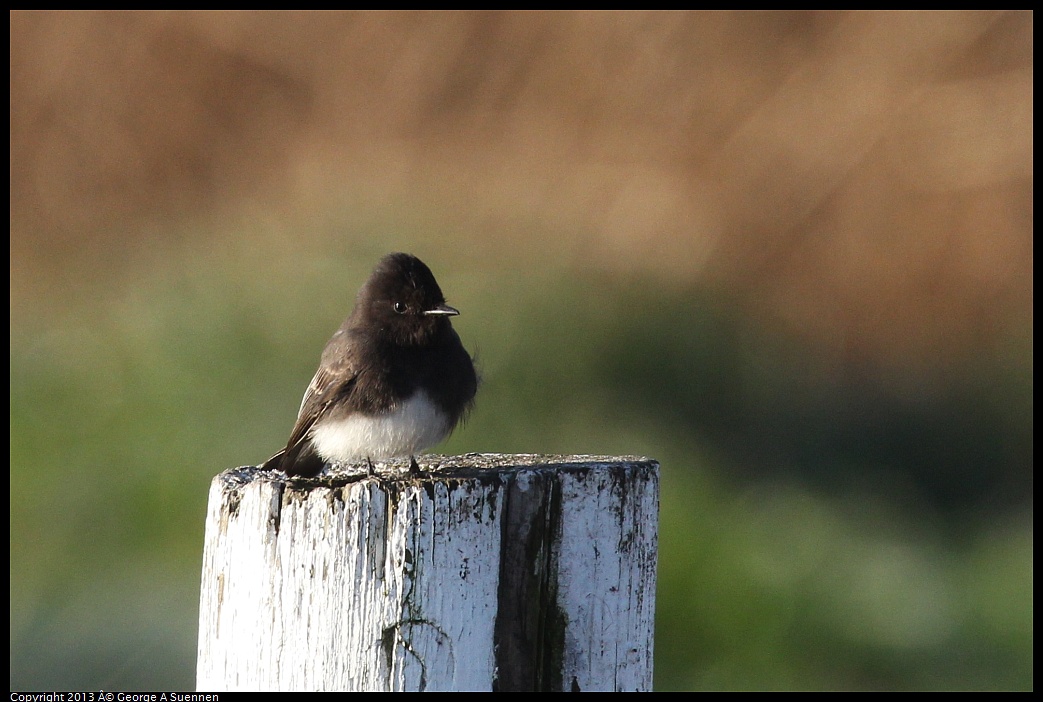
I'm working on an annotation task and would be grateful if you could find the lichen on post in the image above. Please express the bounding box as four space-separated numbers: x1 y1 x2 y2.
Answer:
196 453 659 692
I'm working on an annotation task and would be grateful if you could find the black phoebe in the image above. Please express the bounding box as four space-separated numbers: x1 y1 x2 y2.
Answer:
262 252 477 478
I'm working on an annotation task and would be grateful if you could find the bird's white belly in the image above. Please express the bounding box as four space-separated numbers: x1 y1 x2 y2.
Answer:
309 390 450 462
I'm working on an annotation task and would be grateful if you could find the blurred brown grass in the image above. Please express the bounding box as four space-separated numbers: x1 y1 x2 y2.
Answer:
8 13 1033 690
10 10 1032 366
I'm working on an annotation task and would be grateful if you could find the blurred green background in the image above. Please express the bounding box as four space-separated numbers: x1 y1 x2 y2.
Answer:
10 11 1032 691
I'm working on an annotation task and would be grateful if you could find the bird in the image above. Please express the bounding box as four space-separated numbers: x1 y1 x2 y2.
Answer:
261 252 477 478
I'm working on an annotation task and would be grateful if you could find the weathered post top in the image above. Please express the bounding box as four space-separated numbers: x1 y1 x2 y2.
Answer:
197 453 659 692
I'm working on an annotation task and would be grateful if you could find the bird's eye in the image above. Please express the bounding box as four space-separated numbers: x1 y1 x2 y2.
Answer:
393 302 407 314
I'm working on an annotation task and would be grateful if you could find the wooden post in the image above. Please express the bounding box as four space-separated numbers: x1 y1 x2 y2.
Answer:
196 454 659 692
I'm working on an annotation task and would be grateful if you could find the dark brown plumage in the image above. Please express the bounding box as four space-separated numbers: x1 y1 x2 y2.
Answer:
262 253 477 477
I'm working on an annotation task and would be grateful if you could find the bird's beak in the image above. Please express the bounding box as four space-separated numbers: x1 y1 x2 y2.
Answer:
424 304 460 316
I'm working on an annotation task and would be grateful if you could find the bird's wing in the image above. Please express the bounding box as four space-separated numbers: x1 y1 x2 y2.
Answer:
284 358 359 453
